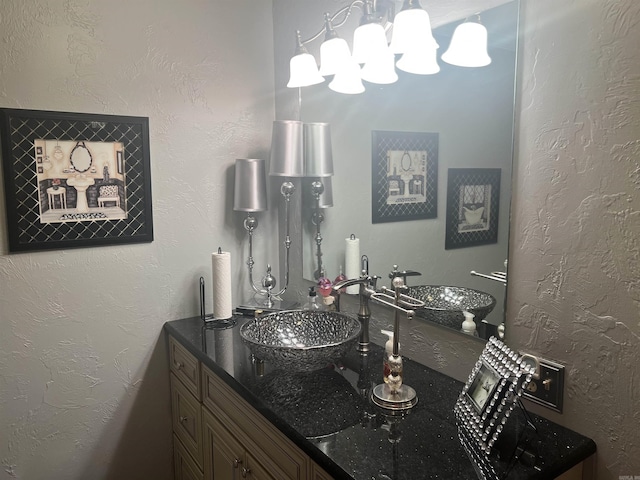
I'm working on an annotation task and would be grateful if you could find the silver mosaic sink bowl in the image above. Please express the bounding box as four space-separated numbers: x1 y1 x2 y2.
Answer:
239 310 361 371
407 285 497 330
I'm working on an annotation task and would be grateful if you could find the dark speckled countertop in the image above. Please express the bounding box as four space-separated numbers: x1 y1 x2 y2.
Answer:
165 316 596 480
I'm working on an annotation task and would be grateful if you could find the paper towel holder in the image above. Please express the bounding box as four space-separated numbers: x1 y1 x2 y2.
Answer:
200 275 237 328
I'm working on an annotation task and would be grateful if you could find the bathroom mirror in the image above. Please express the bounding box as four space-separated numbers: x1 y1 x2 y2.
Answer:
276 1 519 339
70 141 93 173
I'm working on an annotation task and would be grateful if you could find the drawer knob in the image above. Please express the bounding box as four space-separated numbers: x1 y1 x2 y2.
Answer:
179 416 188 423
175 361 184 370
233 458 242 468
241 466 251 478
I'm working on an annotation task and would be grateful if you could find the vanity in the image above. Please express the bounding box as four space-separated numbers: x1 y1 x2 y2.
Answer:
164 315 595 480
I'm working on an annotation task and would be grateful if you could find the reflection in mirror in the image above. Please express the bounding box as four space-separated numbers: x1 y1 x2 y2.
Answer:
297 1 519 340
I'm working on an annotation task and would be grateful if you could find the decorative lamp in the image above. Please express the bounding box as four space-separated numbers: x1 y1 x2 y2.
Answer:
269 120 304 177
303 122 333 177
234 158 267 213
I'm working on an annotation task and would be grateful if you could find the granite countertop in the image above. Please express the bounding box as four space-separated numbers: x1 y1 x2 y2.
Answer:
164 315 596 480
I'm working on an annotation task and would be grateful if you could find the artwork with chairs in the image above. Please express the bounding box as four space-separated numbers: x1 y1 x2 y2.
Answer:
97 184 120 208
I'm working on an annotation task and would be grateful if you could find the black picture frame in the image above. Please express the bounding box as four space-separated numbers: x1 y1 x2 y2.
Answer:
371 130 438 224
0 108 153 252
445 168 500 250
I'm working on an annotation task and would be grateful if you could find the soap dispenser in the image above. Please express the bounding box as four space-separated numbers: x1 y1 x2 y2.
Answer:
303 286 322 311
461 310 479 336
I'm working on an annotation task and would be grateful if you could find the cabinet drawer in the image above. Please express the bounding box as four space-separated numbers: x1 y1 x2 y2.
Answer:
171 373 203 470
169 335 201 400
173 434 204 480
202 365 307 480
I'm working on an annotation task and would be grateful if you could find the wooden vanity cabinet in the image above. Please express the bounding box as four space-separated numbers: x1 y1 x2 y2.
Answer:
168 334 321 480
201 364 308 480
203 407 275 480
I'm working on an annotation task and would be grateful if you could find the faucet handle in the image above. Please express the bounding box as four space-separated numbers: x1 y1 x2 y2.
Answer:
389 265 421 287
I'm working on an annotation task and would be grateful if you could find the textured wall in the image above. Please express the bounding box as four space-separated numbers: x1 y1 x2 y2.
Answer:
0 1 275 479
509 1 640 478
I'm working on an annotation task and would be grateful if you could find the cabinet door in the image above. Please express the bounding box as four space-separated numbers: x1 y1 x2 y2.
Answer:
202 407 244 480
245 451 277 480
173 434 204 480
171 374 203 469
310 463 333 480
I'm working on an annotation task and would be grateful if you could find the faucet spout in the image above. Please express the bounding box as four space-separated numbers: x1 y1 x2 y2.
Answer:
330 274 378 353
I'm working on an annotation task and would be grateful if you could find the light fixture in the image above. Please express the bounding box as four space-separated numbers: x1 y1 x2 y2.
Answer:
319 14 352 77
329 56 365 94
361 46 398 84
352 2 389 65
396 45 440 75
286 1 493 94
287 31 325 88
442 19 492 68
389 0 438 55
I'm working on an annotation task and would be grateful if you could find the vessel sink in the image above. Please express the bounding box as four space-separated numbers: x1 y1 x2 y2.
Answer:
407 285 497 330
239 310 361 371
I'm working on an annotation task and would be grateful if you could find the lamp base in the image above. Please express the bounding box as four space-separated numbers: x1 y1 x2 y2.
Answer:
371 383 418 411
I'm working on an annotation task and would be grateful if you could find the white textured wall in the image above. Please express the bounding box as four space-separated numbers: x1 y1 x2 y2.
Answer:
0 1 275 479
509 1 640 478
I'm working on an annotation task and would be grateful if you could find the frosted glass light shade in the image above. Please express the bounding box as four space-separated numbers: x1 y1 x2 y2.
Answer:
269 120 304 177
319 37 352 77
442 22 491 67
396 46 440 75
390 8 438 54
329 58 365 94
361 47 398 84
352 22 388 65
304 123 333 177
234 159 267 212
288 53 325 88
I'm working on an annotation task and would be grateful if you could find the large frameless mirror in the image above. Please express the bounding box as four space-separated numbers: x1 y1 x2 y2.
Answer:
273 0 520 340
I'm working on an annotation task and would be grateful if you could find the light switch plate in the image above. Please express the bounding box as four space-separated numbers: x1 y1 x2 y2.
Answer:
521 356 564 413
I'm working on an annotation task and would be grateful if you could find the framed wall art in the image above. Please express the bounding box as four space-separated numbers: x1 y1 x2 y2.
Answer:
0 108 153 252
445 168 500 250
371 130 438 224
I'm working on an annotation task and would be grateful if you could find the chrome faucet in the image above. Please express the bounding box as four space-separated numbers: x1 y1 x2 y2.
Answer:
331 255 379 353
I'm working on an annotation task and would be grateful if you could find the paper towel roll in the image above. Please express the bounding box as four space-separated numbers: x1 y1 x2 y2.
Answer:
345 235 360 294
212 250 233 319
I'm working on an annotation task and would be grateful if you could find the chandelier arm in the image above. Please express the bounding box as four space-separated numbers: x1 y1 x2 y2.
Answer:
300 0 366 45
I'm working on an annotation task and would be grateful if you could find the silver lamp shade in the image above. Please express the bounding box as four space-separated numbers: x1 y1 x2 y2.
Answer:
304 122 334 177
234 158 268 212
269 120 304 177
